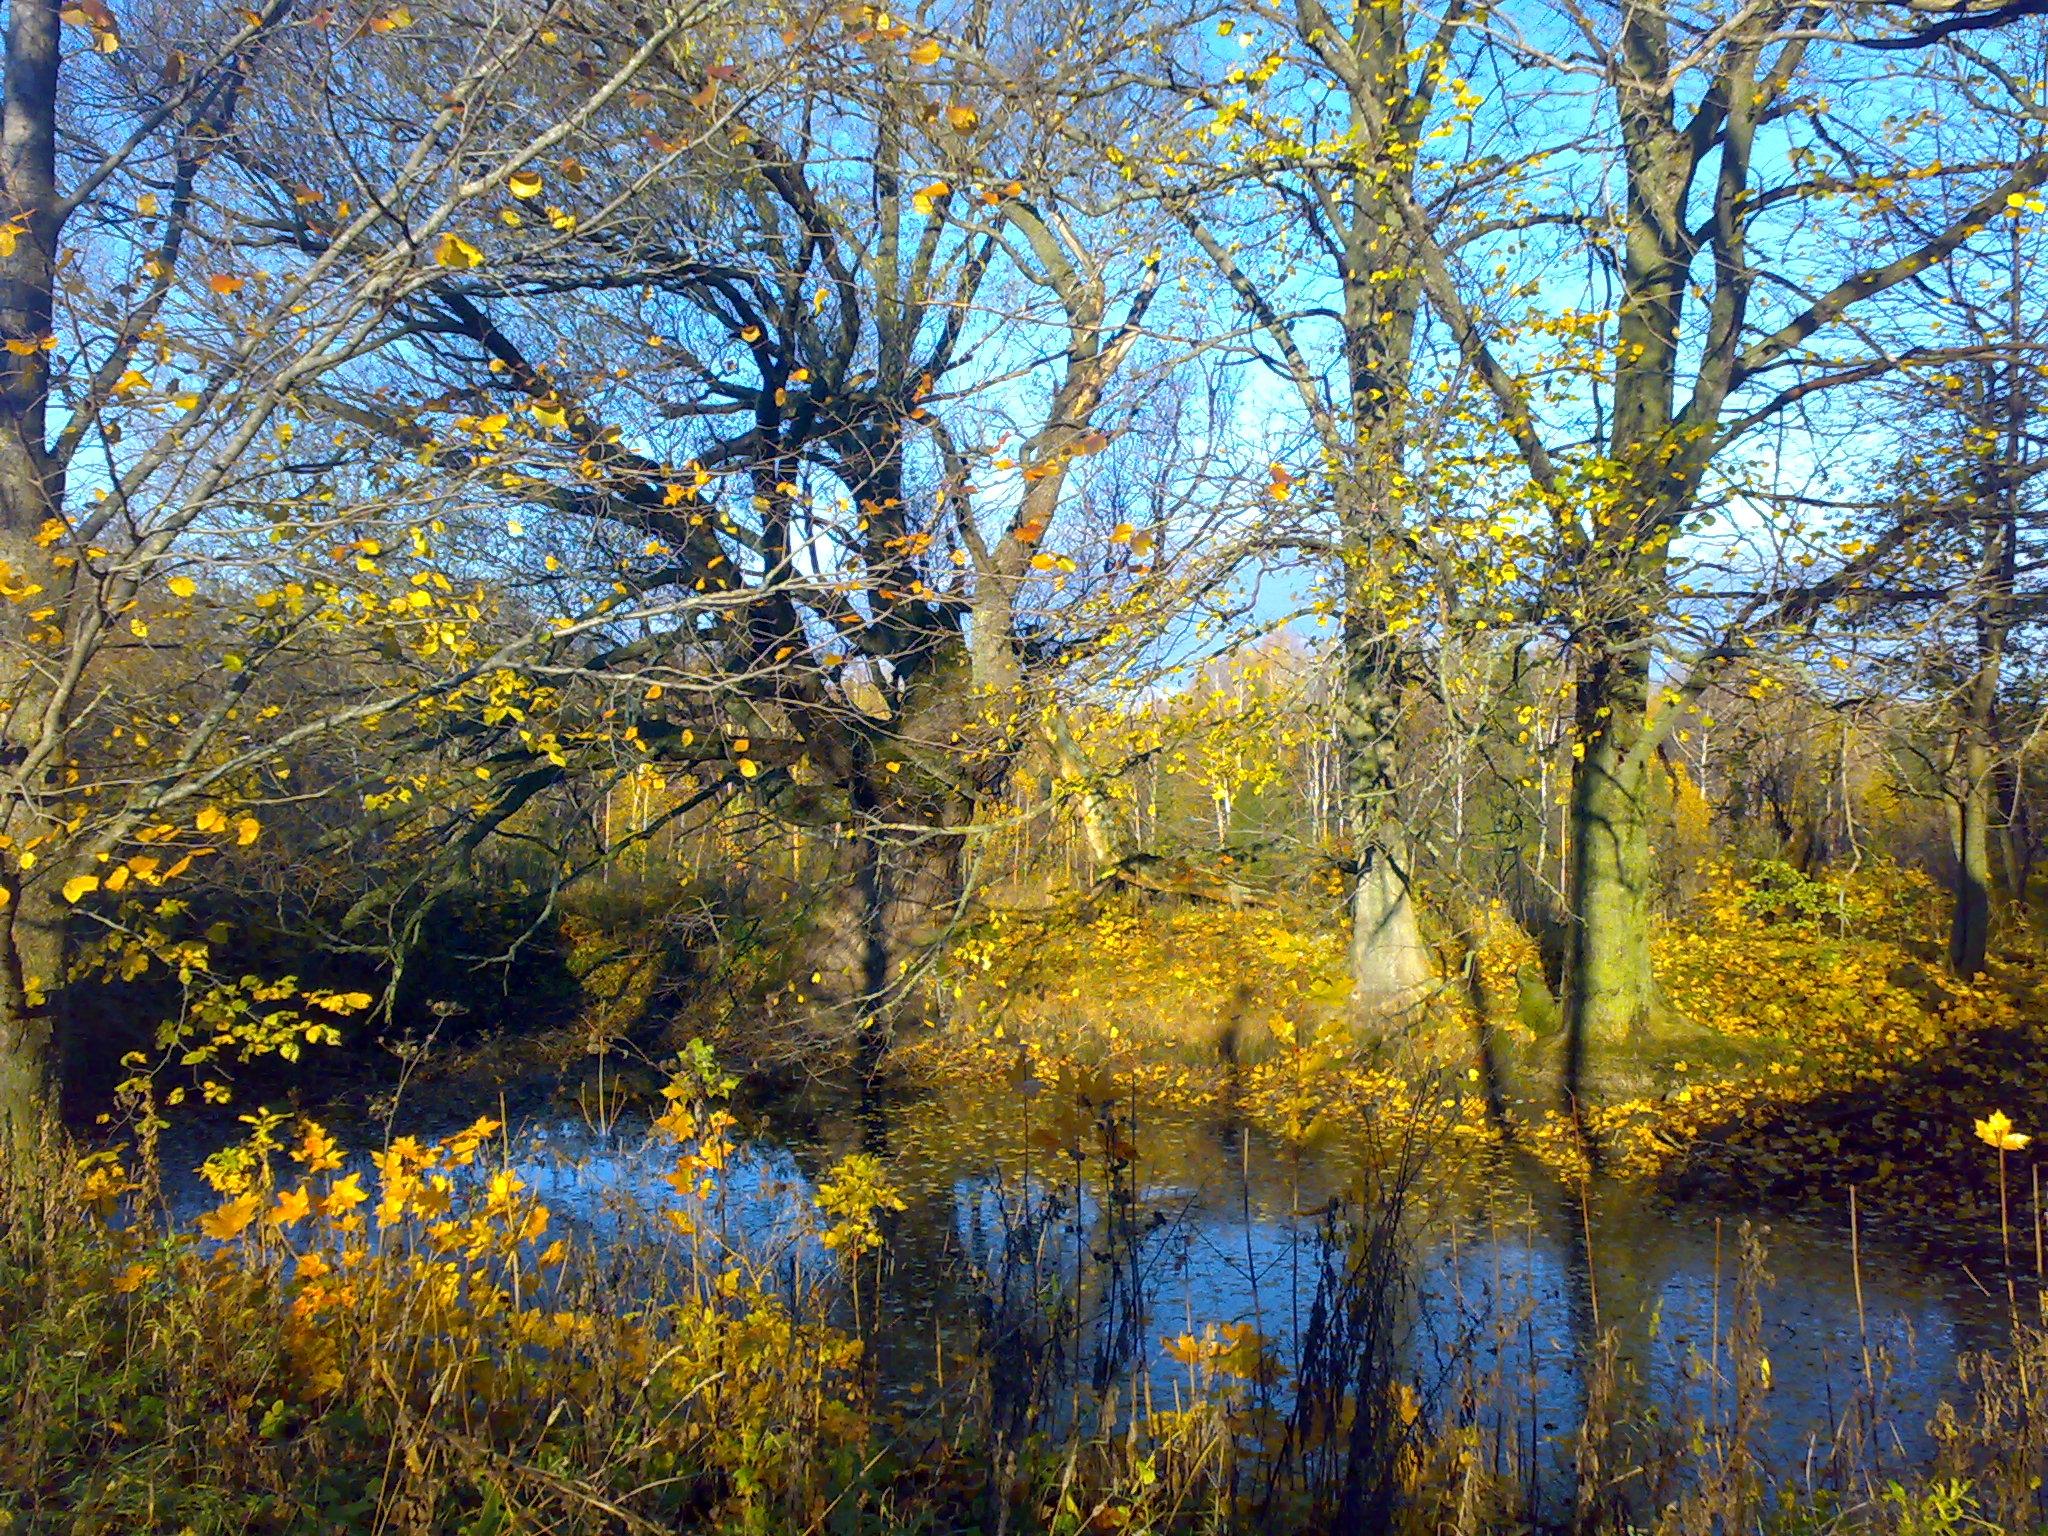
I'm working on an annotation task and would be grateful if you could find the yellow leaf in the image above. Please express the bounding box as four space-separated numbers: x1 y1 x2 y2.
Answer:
947 105 978 130
318 1171 368 1216
235 817 260 846
507 168 543 199
272 1185 311 1227
433 232 484 269
909 38 942 64
197 1194 260 1241
196 806 227 833
911 180 950 216
207 273 244 296
112 1261 153 1293
738 758 760 779
1976 1110 2032 1152
61 875 99 904
167 575 196 598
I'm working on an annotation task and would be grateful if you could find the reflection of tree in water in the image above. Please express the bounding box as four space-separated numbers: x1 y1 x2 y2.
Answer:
469 1075 2014 1508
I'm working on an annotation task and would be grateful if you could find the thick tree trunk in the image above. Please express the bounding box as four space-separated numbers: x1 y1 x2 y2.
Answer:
1561 644 1659 1108
794 755 970 1070
1553 0 1692 1112
1338 587 1433 1024
1349 842 1431 1017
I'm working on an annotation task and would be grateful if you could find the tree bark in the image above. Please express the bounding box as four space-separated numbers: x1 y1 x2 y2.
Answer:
1328 2 1438 1027
0 0 60 541
1952 738 1994 979
1561 639 1660 1108
0 882 62 1161
0 0 63 1155
1338 606 1433 1019
1558 0 1690 1094
1951 366 2017 978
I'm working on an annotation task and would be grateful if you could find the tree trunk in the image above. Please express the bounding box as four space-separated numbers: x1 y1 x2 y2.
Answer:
1995 763 2032 902
1951 261 2025 977
1349 840 1432 1019
0 881 63 1161
1338 596 1433 1024
0 0 60 540
0 0 64 1158
1561 644 1659 1108
794 754 970 1070
1952 751 1993 979
1951 449 2013 979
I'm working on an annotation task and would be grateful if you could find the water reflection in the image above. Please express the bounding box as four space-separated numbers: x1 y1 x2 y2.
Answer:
159 1073 2014 1485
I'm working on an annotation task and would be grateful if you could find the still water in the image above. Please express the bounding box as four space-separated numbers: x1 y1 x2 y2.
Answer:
165 1071 2020 1489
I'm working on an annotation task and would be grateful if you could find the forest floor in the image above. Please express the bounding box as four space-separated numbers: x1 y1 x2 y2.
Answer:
902 857 2048 1257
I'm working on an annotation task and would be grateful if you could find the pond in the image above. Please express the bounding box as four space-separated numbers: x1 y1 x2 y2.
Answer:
160 1067 2025 1504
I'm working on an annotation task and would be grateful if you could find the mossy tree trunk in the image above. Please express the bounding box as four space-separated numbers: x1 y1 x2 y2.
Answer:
1561 641 1660 1106
1555 0 1707 1092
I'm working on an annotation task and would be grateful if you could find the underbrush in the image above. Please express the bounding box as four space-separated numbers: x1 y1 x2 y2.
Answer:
1 1049 881 1534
